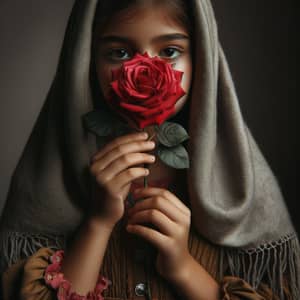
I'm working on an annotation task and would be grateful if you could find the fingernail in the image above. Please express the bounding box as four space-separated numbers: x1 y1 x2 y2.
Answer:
147 141 155 148
142 132 148 138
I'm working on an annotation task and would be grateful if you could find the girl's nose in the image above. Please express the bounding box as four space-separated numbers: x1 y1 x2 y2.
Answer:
138 49 156 58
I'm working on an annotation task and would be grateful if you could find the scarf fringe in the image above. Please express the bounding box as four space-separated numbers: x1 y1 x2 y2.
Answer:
0 230 66 273
1 230 300 299
220 233 300 299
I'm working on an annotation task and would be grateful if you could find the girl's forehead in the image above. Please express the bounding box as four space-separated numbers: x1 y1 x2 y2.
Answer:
96 4 190 37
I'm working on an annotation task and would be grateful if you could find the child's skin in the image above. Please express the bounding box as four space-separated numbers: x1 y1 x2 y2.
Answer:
61 4 220 300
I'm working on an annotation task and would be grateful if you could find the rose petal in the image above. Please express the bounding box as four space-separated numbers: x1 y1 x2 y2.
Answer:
106 52 185 129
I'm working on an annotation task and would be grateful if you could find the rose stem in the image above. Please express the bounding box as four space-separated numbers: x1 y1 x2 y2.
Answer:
143 131 156 188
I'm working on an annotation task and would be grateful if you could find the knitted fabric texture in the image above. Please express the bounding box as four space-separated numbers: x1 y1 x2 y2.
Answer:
0 0 299 298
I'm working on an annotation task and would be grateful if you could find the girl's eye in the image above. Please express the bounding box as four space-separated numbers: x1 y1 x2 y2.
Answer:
159 47 182 60
106 48 131 61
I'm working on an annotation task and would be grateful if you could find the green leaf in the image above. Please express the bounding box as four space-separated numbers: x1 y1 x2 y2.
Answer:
156 122 189 147
114 121 131 136
157 145 190 169
82 110 128 137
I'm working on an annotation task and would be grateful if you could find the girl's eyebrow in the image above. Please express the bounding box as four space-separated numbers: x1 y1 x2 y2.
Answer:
153 33 189 43
98 33 189 44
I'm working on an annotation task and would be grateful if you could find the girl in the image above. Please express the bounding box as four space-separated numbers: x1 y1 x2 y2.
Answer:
1 0 299 299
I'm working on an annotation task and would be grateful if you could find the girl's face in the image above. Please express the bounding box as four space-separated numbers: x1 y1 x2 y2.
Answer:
94 5 192 117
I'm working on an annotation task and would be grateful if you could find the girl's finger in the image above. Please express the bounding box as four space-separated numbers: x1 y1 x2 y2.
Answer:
108 167 150 190
96 152 155 181
128 196 186 224
126 224 169 251
92 132 149 161
127 209 177 236
90 140 155 174
133 187 190 216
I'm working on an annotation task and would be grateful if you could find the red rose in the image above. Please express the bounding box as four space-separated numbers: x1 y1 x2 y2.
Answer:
107 52 185 129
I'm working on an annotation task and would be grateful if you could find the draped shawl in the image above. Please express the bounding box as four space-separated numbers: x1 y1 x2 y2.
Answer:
1 0 299 297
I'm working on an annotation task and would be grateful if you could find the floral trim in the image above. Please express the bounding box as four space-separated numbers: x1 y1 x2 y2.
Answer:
44 250 111 300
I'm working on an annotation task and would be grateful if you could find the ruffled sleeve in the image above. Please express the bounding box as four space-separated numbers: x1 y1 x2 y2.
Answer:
2 247 56 300
2 247 110 300
220 276 286 300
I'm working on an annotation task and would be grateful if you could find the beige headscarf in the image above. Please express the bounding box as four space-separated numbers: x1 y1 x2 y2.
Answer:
1 0 299 297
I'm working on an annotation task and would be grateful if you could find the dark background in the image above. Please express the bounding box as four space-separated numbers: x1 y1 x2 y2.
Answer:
0 1 299 232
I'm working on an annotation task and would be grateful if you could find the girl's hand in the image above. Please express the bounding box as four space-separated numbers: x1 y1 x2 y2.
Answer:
89 132 156 229
126 187 192 283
